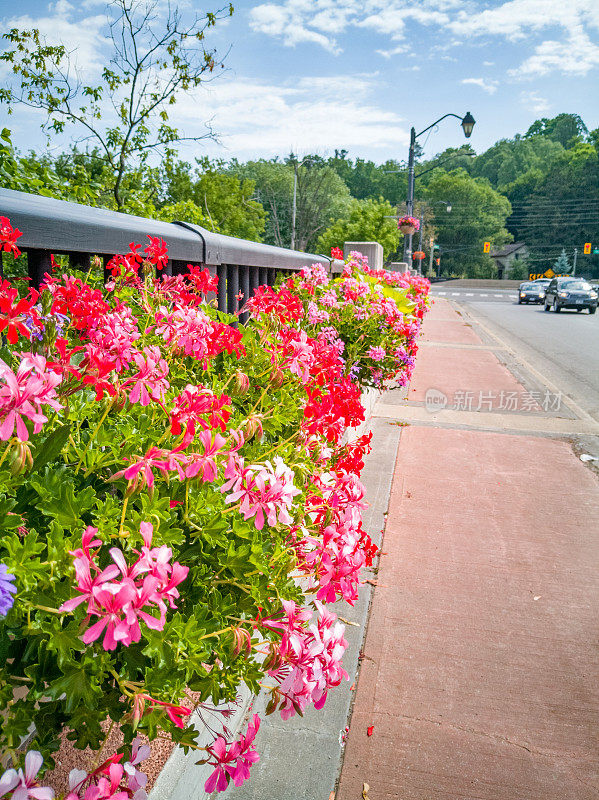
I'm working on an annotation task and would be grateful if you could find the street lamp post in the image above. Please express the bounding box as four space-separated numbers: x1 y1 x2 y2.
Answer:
403 112 475 264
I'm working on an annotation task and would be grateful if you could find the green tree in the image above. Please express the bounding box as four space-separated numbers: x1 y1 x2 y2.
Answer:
230 159 294 248
326 151 407 205
316 197 400 260
161 158 265 240
513 142 599 277
554 249 571 273
0 0 233 210
471 135 563 190
0 130 97 203
423 169 512 277
232 159 350 251
525 113 588 148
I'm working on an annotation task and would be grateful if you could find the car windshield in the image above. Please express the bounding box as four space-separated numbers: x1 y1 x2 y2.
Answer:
521 283 535 289
535 279 550 285
561 281 591 291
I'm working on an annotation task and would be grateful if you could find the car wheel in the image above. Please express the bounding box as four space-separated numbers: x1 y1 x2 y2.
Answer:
544 302 551 311
553 299 561 313
589 307 596 315
577 308 583 312
517 298 522 304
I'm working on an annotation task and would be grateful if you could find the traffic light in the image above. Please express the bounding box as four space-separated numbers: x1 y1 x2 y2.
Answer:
435 257 440 266
584 242 592 254
483 241 491 253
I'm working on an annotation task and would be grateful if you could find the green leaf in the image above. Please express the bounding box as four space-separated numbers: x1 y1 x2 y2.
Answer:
37 482 95 528
47 665 100 712
45 621 86 668
32 424 71 471
0 496 21 532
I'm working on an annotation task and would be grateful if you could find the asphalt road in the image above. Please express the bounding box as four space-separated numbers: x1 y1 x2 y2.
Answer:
431 287 518 303
439 289 599 423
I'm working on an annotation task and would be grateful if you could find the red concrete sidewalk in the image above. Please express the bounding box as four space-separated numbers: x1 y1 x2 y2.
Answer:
336 301 599 800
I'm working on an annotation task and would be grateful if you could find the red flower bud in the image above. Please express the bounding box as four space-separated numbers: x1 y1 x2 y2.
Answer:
233 370 250 394
243 414 264 441
270 368 285 389
8 440 33 475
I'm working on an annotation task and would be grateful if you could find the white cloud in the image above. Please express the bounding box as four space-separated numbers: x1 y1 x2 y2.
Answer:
4 3 108 75
167 73 409 157
249 2 339 52
376 45 408 59
519 90 550 113
248 0 599 78
510 25 599 76
249 1 453 54
461 77 499 94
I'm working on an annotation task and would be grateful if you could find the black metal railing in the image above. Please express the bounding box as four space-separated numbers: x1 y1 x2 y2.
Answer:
0 188 342 316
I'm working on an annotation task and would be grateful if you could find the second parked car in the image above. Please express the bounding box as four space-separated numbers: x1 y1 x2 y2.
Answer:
544 277 598 314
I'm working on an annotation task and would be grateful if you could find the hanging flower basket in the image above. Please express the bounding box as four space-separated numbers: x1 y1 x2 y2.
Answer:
397 216 420 236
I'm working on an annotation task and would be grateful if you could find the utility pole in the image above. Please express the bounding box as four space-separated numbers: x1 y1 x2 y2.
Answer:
572 247 578 276
291 161 298 250
416 209 424 275
403 127 416 265
428 238 435 278
291 156 313 250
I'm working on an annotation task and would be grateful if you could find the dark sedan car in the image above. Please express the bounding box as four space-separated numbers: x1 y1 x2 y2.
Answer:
517 281 546 304
544 277 598 314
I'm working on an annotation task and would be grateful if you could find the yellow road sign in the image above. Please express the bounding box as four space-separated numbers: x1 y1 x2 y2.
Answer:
483 241 491 253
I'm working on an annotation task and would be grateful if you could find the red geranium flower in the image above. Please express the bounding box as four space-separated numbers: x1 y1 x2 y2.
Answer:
0 216 23 259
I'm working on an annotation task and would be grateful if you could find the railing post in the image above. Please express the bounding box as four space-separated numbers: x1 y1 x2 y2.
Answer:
217 264 228 313
101 256 112 285
259 267 268 288
171 260 187 276
226 265 239 318
249 265 260 299
239 265 250 324
26 249 52 289
70 253 91 273
163 259 173 277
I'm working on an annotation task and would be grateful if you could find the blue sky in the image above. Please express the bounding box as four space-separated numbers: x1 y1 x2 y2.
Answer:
1 0 598 164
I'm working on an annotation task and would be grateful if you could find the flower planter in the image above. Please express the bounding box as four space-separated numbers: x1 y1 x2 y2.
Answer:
399 224 416 236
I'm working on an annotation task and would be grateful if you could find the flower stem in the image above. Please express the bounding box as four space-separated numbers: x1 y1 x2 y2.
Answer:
118 496 129 538
75 400 114 473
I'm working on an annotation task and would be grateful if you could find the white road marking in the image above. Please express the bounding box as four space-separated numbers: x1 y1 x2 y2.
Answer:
437 291 446 295
451 292 460 296
493 294 502 297
509 295 517 299
465 293 474 296
480 293 488 297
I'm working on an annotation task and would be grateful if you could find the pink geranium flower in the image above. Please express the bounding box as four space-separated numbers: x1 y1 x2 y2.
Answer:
122 346 169 406
204 714 261 794
61 524 188 652
182 430 228 482
221 456 300 530
0 354 62 441
111 447 171 492
0 750 54 800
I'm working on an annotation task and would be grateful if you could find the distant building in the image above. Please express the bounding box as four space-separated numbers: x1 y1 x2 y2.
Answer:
490 242 529 280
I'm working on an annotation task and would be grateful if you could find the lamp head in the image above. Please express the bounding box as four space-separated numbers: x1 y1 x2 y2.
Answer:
461 112 475 138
